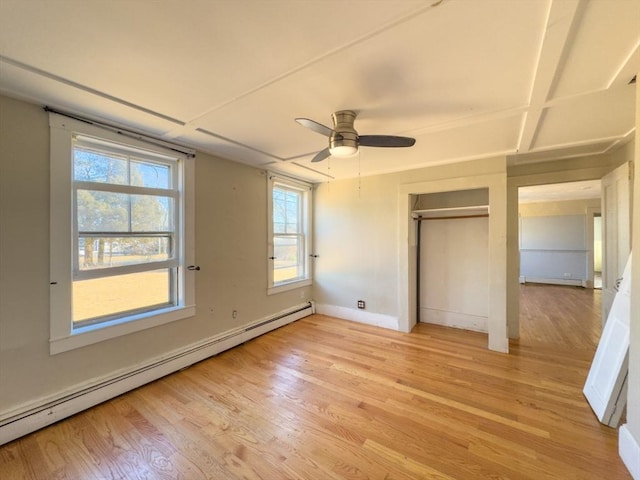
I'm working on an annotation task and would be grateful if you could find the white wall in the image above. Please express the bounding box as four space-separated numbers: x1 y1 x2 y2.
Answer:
619 78 639 479
314 157 508 352
0 95 308 419
518 198 600 286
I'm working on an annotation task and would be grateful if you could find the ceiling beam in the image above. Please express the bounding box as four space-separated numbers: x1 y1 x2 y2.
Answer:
517 0 585 153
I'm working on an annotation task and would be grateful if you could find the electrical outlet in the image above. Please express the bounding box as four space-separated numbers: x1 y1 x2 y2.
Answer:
232 310 238 319
357 300 365 309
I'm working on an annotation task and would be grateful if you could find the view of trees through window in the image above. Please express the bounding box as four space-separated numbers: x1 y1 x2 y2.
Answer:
72 144 178 323
74 148 173 270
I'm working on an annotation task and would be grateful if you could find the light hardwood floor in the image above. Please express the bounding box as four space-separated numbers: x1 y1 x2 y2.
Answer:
0 284 631 479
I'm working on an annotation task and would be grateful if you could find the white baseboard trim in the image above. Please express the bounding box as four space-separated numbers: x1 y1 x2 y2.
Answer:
520 276 584 287
0 302 313 446
315 303 399 330
620 424 640 480
420 308 488 333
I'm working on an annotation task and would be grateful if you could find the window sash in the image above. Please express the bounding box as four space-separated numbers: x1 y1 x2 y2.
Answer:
72 143 180 283
72 267 178 327
273 233 306 283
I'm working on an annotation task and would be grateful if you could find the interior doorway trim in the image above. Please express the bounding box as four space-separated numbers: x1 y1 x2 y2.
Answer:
398 173 509 353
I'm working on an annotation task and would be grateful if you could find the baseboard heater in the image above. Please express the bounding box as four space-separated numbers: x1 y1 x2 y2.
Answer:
519 276 586 287
0 302 314 446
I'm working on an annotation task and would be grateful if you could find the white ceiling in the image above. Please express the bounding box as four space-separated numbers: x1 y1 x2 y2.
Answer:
518 179 601 203
0 0 638 184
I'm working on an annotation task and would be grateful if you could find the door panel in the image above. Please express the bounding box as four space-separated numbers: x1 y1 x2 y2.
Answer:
601 163 630 323
584 254 631 427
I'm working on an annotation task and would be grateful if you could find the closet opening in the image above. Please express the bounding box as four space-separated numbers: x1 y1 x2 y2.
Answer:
412 188 490 333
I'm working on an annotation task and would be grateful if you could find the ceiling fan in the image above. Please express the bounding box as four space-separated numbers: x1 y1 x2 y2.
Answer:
295 110 416 163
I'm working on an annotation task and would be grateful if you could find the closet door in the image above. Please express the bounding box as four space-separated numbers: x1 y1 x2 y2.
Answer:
419 216 489 332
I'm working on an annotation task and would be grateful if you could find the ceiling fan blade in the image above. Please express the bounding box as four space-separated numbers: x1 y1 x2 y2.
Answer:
311 148 331 163
358 135 416 148
295 118 334 137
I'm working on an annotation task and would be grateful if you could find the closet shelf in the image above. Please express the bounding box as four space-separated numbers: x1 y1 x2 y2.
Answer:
412 205 489 219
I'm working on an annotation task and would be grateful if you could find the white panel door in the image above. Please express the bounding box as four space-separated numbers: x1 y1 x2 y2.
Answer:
583 253 631 427
601 162 630 323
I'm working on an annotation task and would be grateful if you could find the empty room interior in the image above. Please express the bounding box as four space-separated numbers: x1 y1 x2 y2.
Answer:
1 1 639 479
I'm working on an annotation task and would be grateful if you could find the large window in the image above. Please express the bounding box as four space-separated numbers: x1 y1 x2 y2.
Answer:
268 174 312 293
72 136 179 325
50 114 195 353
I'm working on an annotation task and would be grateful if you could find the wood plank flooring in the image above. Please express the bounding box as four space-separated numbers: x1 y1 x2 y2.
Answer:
1 284 631 479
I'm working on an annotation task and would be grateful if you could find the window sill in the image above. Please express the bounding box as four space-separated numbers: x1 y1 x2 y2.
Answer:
49 305 196 355
268 278 312 295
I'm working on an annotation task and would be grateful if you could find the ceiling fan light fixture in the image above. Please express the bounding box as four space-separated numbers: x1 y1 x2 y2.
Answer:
329 144 358 157
329 123 358 157
296 109 415 163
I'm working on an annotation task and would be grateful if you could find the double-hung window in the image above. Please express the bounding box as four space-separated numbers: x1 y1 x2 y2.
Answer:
268 174 312 293
49 114 195 353
72 136 178 324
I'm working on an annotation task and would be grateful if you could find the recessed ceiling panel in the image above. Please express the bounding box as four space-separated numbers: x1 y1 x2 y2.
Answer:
535 86 636 149
0 60 183 136
0 0 427 121
193 0 546 161
171 128 275 168
549 0 640 99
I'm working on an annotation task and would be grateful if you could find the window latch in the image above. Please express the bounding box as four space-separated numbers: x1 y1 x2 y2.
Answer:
268 256 276 260
187 265 200 271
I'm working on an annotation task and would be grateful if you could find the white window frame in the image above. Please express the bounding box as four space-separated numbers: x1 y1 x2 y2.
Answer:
49 113 196 354
267 173 312 294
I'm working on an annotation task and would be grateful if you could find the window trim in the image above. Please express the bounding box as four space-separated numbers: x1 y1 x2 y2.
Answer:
49 113 196 354
267 173 313 295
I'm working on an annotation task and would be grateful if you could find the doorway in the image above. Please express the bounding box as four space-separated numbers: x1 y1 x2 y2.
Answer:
517 180 601 288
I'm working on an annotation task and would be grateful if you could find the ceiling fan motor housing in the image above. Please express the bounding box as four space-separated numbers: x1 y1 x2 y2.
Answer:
330 110 358 156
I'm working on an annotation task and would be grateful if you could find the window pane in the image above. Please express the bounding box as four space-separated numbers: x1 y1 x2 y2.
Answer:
77 190 173 232
285 194 299 233
77 190 128 232
74 148 128 185
131 195 172 231
78 236 171 270
73 269 174 323
131 159 170 189
274 235 304 283
273 187 301 235
273 189 286 234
